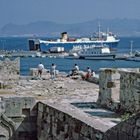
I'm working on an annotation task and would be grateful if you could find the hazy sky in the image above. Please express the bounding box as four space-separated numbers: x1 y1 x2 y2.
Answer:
0 0 140 28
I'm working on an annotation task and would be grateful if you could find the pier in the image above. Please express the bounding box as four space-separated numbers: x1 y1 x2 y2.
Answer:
0 50 140 61
0 50 68 58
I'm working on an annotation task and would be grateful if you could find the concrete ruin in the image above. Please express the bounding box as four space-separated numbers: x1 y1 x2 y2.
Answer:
0 97 37 140
98 68 140 114
0 58 140 140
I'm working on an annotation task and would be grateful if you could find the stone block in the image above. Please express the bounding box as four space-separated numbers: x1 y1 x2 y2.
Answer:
72 131 79 140
38 103 44 112
95 132 103 140
133 127 138 137
0 101 5 113
5 100 22 117
118 131 129 140
4 97 35 117
22 97 36 109
107 81 115 88
136 119 140 127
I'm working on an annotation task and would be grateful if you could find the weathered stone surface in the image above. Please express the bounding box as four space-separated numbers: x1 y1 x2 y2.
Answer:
107 81 115 88
0 58 20 81
104 113 140 140
136 119 140 127
120 70 140 113
0 97 37 140
4 97 35 117
97 68 120 108
37 102 104 140
97 68 140 114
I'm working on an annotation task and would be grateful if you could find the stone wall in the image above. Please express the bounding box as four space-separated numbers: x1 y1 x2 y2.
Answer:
97 68 140 113
120 70 140 113
0 97 37 140
37 102 103 140
97 68 120 108
103 113 140 140
0 58 20 81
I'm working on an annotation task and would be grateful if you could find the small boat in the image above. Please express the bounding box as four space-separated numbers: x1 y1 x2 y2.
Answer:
36 52 42 57
0 54 5 58
65 52 79 59
134 51 140 57
125 41 140 61
78 45 115 60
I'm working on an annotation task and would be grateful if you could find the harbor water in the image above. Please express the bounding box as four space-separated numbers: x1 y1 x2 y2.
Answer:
0 37 140 75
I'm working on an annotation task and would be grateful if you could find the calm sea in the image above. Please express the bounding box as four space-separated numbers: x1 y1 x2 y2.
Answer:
0 37 140 75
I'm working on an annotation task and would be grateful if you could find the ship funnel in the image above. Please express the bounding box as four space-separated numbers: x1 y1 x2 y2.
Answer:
61 32 68 42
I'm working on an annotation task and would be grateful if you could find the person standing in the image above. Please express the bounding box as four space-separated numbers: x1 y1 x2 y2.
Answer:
38 62 44 77
50 63 56 80
74 64 79 72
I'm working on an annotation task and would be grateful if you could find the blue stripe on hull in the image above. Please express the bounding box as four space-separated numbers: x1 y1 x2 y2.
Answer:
40 42 119 52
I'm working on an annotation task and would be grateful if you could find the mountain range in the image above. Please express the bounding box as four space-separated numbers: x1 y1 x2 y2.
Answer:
1 19 140 37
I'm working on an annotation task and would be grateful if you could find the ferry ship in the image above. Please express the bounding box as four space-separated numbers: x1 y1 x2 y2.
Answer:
29 27 119 53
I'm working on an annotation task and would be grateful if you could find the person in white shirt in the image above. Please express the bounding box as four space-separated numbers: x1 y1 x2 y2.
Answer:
71 64 79 76
84 67 92 80
38 62 44 77
91 70 95 77
74 64 79 71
